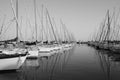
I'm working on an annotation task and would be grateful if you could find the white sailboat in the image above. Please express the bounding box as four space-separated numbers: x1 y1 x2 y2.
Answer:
0 0 28 71
0 48 27 70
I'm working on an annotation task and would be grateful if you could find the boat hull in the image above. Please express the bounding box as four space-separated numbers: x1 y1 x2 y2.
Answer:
0 55 27 71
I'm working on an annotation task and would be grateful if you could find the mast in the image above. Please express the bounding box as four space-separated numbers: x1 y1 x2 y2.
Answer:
104 10 111 43
45 9 53 42
34 0 37 42
10 0 20 43
16 0 19 42
41 5 44 42
52 18 61 43
107 10 110 43
60 20 67 42
98 22 105 42
46 8 57 42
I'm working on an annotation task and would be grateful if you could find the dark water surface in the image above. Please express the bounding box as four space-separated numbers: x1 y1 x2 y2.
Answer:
0 45 120 80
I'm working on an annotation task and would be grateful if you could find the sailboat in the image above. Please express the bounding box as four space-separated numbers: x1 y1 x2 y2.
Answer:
0 0 28 71
0 48 27 70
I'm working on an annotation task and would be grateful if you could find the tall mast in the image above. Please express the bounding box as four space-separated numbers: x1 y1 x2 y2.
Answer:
34 0 37 42
104 10 110 42
106 10 111 42
41 5 44 42
46 8 57 42
16 0 19 42
107 10 110 41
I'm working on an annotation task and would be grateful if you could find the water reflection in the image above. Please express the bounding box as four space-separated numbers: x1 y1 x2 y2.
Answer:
95 49 120 80
1 45 120 80
0 47 74 80
95 50 111 80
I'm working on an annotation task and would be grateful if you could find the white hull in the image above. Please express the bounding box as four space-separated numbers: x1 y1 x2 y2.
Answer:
39 53 51 57
0 48 27 70
27 50 38 57
38 47 53 52
27 46 39 58
0 55 26 70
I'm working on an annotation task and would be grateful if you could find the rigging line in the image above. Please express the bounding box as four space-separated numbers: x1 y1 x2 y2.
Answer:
33 0 37 42
36 5 44 41
41 4 44 42
24 6 35 41
1 18 15 36
63 24 71 41
106 10 116 41
46 8 57 42
114 8 120 24
18 16 23 41
59 19 64 41
45 10 52 41
46 8 54 42
28 18 35 41
1 18 15 32
52 18 59 42
103 10 110 41
10 0 20 42
27 17 34 41
60 20 67 41
0 20 14 39
99 22 106 42
116 25 120 40
0 15 6 36
109 9 116 40
99 15 108 42
111 9 120 40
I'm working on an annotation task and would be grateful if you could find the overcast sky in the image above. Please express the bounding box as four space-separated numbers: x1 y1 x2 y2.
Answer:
0 0 120 41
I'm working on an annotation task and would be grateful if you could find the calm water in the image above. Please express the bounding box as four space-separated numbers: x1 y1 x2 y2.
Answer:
0 44 120 80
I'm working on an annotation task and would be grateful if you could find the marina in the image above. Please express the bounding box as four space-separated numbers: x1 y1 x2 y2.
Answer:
0 0 120 80
0 0 75 71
